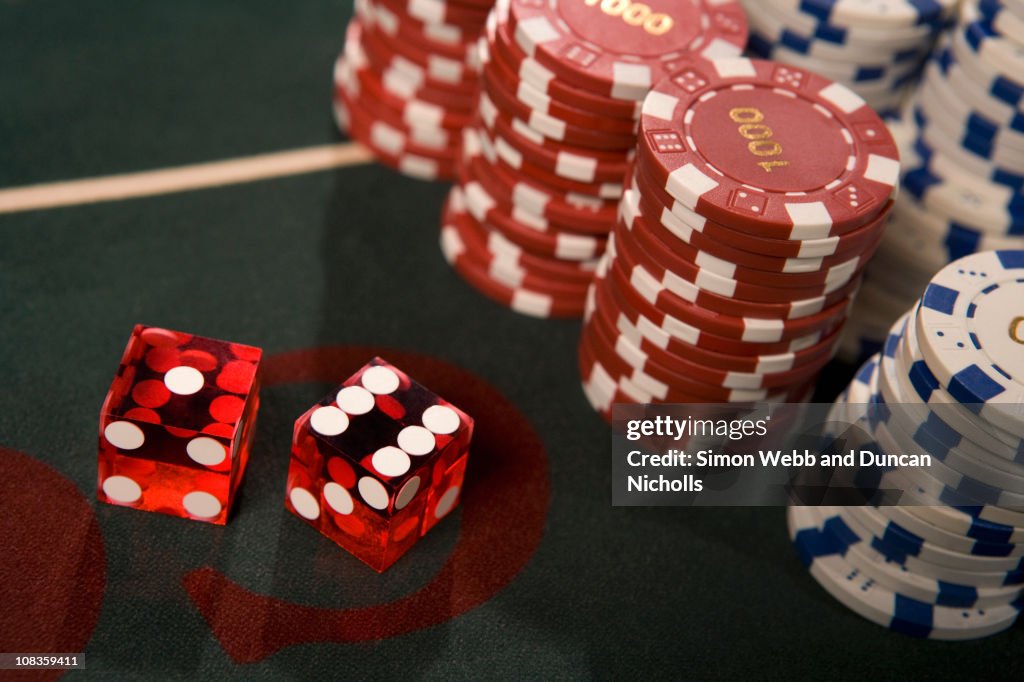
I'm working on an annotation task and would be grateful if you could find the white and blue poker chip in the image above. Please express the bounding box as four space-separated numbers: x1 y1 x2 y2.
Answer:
788 504 1023 639
916 250 1024 436
780 0 957 31
741 0 949 109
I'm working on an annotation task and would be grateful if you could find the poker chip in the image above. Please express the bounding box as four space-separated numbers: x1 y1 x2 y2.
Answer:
637 58 900 239
440 191 587 318
742 0 954 112
803 251 1024 639
333 0 489 180
333 101 455 181
442 0 747 317
613 213 865 309
483 109 632 184
785 0 955 30
484 12 641 120
621 191 881 291
583 291 834 391
838 4 1024 362
575 56 895 419
591 252 846 356
916 250 1024 437
472 126 625 200
604 237 853 343
789 505 1022 640
504 0 747 101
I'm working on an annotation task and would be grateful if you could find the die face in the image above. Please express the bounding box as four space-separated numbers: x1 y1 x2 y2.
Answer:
284 457 429 572
285 357 473 571
97 324 262 524
98 451 231 524
105 324 262 435
305 358 473 516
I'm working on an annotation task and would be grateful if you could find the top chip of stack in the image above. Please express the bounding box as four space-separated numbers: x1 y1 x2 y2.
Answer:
578 57 900 417
333 0 491 180
743 0 958 116
440 0 748 318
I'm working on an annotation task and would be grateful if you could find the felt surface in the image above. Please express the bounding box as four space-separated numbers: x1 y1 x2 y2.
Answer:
1 1 1021 679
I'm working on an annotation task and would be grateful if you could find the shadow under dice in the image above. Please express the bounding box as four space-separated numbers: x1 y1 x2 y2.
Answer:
285 357 474 572
97 325 262 524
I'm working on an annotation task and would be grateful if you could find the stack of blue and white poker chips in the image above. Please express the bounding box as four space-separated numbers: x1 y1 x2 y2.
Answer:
792 250 1024 640
841 0 1024 361
742 0 958 116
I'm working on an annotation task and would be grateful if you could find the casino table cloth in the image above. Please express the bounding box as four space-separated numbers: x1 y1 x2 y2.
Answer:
1 1 1022 678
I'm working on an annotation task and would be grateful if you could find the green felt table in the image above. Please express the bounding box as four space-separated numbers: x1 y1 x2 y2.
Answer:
1 1 1020 679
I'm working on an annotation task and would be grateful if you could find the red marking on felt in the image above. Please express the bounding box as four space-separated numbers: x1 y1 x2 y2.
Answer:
0 448 106 680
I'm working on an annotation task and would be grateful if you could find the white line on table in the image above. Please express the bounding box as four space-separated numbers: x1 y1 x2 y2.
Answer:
0 142 374 215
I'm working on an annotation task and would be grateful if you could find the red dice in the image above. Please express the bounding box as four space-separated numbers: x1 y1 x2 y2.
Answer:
285 357 473 572
97 325 262 524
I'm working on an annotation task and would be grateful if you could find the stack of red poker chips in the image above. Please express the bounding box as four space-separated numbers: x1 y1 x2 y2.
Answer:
333 0 491 180
440 0 748 317
579 57 902 419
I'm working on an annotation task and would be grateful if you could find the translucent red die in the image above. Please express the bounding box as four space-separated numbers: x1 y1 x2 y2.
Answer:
97 325 262 524
285 357 473 572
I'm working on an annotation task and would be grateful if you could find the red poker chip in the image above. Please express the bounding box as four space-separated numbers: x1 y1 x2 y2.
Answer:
576 338 814 422
446 194 599 284
578 329 809 404
460 155 613 241
373 0 491 32
637 57 900 239
481 105 631 183
362 19 482 86
592 255 844 357
479 75 638 151
357 0 482 61
478 29 639 135
334 100 456 181
443 223 592 301
460 148 610 236
448 0 493 9
338 31 473 130
335 71 456 153
377 67 479 112
477 91 636 153
502 0 747 100
440 196 587 319
462 144 618 235
485 11 640 121
357 22 481 99
443 198 595 296
457 175 608 262
618 192 872 292
585 267 843 372
444 245 587 318
583 299 833 392
481 69 638 147
472 126 624 200
334 74 458 151
603 244 850 343
613 213 861 305
586 278 842 375
626 186 885 277
632 159 893 260
611 214 861 319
